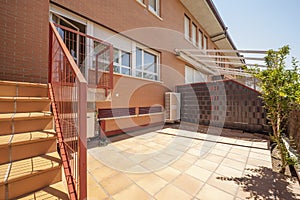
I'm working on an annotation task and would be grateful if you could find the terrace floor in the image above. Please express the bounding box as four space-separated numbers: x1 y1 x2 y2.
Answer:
87 125 300 200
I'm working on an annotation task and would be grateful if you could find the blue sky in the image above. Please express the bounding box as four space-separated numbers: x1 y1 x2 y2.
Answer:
213 0 300 66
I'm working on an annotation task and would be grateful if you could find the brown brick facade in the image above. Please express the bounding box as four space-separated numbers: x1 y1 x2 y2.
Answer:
0 0 49 83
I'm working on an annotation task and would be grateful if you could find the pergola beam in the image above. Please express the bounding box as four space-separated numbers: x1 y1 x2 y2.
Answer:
192 54 265 61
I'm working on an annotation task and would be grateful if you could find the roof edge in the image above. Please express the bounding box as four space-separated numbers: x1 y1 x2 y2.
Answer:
205 0 240 54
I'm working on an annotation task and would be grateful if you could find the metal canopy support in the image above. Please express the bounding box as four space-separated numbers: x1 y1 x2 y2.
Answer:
175 48 269 77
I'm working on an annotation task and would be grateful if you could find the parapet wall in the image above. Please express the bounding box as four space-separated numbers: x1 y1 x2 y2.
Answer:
176 80 269 133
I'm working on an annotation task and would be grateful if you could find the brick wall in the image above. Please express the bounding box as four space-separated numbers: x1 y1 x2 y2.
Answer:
0 0 49 83
176 80 269 133
288 109 300 153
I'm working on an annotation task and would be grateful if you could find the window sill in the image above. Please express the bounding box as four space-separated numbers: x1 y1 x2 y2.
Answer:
113 72 164 84
184 37 205 50
136 0 146 8
148 9 163 21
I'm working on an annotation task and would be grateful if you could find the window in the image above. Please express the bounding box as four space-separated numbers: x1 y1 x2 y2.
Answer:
198 30 203 49
203 36 207 51
137 0 144 4
191 23 197 46
149 0 160 15
135 47 159 81
113 48 131 75
185 65 207 83
184 15 190 40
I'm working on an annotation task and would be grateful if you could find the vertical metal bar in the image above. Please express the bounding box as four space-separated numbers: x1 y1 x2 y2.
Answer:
76 33 80 66
48 25 53 83
78 81 87 200
109 45 114 90
96 54 99 86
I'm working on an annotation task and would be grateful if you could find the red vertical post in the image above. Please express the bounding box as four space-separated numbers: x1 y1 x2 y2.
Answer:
109 45 114 90
48 23 53 84
96 54 98 86
78 81 87 200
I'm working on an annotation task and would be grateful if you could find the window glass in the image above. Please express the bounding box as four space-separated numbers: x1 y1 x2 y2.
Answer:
198 30 203 49
185 66 194 84
144 51 156 73
149 0 159 15
113 65 120 73
203 36 207 50
192 23 197 45
185 65 207 83
136 48 143 69
121 68 130 75
121 51 130 67
135 47 158 81
184 15 190 40
113 48 119 63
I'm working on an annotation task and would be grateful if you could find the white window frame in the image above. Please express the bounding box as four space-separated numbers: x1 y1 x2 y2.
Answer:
184 15 190 40
148 0 160 16
113 48 131 76
191 23 197 46
185 65 207 83
135 46 160 81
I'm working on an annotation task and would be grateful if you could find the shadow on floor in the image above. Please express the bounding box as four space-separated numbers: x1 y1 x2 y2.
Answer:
216 166 300 200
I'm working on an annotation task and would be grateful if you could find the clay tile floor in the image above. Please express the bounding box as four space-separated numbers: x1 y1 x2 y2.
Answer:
87 125 300 200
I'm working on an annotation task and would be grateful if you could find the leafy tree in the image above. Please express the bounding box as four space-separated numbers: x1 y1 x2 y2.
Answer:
248 45 300 173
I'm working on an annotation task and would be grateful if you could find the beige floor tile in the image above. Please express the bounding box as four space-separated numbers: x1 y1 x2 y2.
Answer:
136 173 168 195
196 184 234 200
172 173 204 196
87 153 104 171
90 165 118 183
215 165 243 178
87 179 108 200
221 157 246 171
180 153 199 163
155 184 192 200
207 173 239 195
194 159 220 172
226 152 248 162
124 172 149 181
213 143 232 151
100 173 133 195
210 148 229 157
140 158 165 171
250 147 271 155
203 153 224 163
155 166 181 182
248 151 271 162
246 157 271 168
186 148 202 157
235 186 252 200
171 158 194 172
112 184 151 200
185 165 213 182
229 146 250 155
154 153 176 164
252 141 268 149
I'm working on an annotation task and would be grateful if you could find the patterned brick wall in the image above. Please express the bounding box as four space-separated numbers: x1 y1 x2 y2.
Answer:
176 80 269 133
